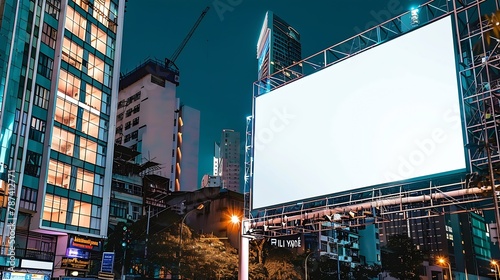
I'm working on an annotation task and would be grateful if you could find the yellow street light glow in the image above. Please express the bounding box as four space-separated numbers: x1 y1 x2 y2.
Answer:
231 215 240 224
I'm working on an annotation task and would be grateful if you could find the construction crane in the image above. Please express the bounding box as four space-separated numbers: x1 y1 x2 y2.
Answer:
165 6 210 71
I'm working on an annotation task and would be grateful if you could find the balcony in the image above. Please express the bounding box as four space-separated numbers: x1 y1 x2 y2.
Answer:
0 247 55 262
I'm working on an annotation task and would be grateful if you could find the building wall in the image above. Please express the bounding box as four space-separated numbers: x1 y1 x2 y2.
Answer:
358 218 381 266
118 61 200 193
219 130 240 192
117 74 177 181
0 0 125 276
257 11 302 81
178 105 200 191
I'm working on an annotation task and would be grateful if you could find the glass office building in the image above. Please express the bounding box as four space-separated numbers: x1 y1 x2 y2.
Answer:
0 0 125 277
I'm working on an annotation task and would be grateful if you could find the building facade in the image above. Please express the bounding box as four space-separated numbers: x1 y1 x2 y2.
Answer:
117 59 200 192
256 10 301 92
213 129 240 193
0 0 125 277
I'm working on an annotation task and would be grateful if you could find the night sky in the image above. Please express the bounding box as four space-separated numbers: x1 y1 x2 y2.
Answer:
120 0 424 188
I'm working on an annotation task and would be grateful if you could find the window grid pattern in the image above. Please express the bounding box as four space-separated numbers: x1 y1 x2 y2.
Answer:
41 22 57 49
20 187 38 212
34 85 50 109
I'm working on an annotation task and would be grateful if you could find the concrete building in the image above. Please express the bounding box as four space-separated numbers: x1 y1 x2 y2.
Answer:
201 174 222 188
118 59 200 192
0 0 125 277
213 130 240 192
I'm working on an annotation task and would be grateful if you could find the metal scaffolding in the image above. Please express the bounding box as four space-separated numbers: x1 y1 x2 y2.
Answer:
245 0 500 240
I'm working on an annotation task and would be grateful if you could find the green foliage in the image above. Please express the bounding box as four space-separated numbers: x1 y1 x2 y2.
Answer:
381 234 424 280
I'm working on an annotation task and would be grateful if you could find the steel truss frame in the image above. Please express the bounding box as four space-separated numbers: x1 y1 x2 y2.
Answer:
244 0 500 238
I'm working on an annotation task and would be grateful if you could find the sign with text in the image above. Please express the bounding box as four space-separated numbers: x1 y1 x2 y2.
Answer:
61 257 90 271
100 252 114 273
69 236 101 251
268 234 302 249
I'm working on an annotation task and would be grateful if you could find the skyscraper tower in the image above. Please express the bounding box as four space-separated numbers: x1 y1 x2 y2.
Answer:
0 0 125 276
256 11 302 83
214 130 240 192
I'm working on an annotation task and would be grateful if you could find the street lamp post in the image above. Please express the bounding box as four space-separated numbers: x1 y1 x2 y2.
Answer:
178 203 205 279
305 251 314 280
231 215 249 280
492 260 499 280
438 257 453 280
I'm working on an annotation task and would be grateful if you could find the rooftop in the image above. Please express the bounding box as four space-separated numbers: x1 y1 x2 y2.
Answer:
120 58 180 90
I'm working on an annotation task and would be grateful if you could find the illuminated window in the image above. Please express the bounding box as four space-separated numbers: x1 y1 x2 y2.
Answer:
75 168 94 194
41 22 57 49
55 97 78 128
93 0 111 26
70 200 92 228
74 0 88 10
65 6 86 41
47 159 71 188
85 84 102 111
51 126 75 156
81 109 100 138
62 37 83 69
90 24 107 54
43 194 68 224
87 54 104 83
79 137 97 164
58 70 81 99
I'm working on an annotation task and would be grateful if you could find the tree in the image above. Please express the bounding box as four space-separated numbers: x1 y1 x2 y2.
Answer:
264 247 303 279
147 222 239 279
351 263 382 280
381 234 424 280
248 238 303 279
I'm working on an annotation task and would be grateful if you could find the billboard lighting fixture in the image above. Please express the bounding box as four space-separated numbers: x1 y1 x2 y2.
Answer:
411 8 420 26
349 211 356 218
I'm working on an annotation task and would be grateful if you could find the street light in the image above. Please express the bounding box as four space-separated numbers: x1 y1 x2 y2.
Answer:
178 203 205 278
492 260 499 280
438 257 453 280
305 251 315 280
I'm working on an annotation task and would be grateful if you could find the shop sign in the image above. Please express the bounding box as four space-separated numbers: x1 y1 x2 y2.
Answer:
60 257 90 271
69 236 101 251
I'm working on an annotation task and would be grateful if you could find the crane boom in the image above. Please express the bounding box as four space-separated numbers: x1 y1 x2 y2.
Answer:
167 6 210 69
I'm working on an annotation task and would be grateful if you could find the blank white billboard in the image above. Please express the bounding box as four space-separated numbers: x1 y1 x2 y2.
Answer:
252 16 465 209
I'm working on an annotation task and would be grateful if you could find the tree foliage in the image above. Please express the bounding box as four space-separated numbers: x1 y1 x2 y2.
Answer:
148 222 238 279
351 263 382 280
264 247 303 280
381 234 424 280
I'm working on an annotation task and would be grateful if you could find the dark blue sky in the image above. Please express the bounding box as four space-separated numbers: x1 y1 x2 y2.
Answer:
120 0 423 188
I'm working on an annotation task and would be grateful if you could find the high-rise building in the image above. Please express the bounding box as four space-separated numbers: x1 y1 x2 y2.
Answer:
256 11 301 83
118 59 200 192
213 130 240 192
0 0 125 277
177 105 200 192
